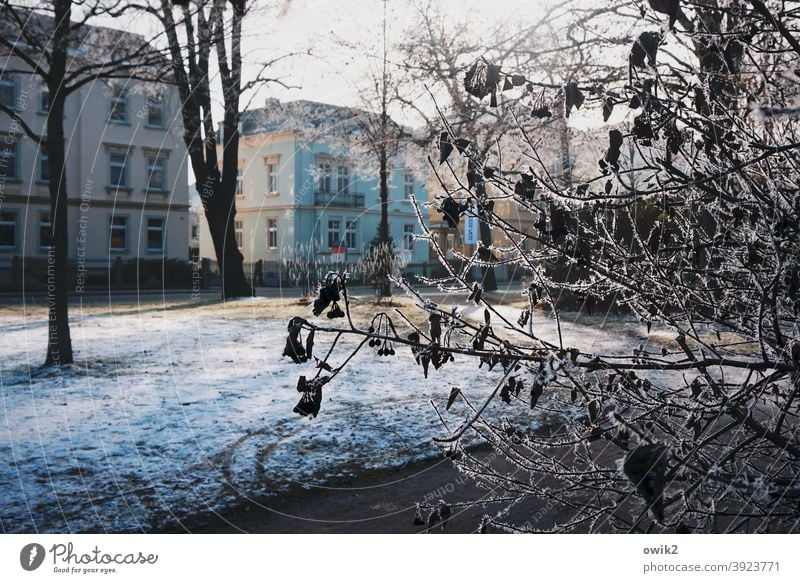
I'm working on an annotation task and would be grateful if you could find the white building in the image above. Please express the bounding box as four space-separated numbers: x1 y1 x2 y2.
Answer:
0 16 189 289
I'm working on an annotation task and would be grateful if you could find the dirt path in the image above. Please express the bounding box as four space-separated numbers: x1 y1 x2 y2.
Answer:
165 447 522 534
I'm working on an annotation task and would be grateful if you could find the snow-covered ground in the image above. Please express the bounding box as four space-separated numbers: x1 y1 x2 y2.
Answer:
0 298 651 533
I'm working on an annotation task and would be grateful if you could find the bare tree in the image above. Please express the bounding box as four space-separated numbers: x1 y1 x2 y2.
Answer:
0 0 165 365
281 0 800 533
322 0 422 298
396 0 583 291
137 0 261 299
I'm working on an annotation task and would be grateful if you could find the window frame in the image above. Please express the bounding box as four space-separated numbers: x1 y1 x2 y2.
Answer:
266 161 279 195
235 166 244 198
0 210 19 250
0 73 16 109
266 218 278 249
0 140 19 180
403 170 415 199
108 150 130 189
344 218 358 249
37 89 50 115
336 165 350 194
109 215 129 252
144 92 166 129
146 217 165 253
145 154 168 193
327 218 341 248
403 223 415 252
318 162 333 193
39 211 53 251
108 86 129 124
37 151 49 183
234 219 243 249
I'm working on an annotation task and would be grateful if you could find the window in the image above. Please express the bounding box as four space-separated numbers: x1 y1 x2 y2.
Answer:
336 165 350 194
38 152 49 182
39 212 52 250
0 212 17 249
109 216 128 251
234 220 243 249
403 224 415 251
266 218 278 249
109 87 128 123
403 171 415 199
191 225 199 241
344 219 358 249
327 219 341 248
266 161 278 194
109 151 129 188
145 93 165 128
0 73 15 108
146 217 165 252
318 162 332 193
38 90 50 114
235 167 243 197
146 155 167 191
0 141 18 179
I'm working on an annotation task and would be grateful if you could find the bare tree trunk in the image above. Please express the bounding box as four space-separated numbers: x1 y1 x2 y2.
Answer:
378 144 391 297
45 0 73 366
470 158 497 292
200 175 251 298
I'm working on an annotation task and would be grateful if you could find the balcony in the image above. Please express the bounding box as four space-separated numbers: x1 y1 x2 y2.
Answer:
314 191 365 208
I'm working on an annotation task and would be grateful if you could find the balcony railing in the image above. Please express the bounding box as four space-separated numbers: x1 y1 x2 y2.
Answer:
314 191 365 208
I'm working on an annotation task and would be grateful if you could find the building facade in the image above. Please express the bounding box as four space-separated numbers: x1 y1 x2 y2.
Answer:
197 100 429 280
0 24 189 289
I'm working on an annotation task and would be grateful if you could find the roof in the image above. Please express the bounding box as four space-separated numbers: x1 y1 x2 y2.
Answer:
240 99 369 137
0 8 167 76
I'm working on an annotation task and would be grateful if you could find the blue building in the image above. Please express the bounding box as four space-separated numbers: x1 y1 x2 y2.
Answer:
198 99 429 281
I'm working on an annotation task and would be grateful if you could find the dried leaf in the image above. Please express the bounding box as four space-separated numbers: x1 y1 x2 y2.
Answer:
446 387 460 411
438 131 453 165
602 97 614 122
564 82 584 117
630 32 661 68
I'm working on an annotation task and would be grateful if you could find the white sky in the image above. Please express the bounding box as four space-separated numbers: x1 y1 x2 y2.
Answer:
105 0 565 126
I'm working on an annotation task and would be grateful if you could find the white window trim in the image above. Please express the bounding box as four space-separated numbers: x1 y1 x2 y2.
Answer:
234 219 244 249
317 160 333 193
403 223 415 251
235 167 244 198
345 218 358 249
327 217 341 248
266 218 278 249
336 165 350 194
264 156 280 196
403 170 415 199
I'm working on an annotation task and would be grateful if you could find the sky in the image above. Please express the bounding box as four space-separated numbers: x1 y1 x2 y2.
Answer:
58 0 660 137
100 0 567 127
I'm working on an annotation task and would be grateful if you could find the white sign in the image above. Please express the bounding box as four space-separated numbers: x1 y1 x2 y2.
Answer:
463 211 479 245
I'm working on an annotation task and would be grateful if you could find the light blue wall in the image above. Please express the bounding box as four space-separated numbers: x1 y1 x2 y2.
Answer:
289 140 429 265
